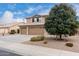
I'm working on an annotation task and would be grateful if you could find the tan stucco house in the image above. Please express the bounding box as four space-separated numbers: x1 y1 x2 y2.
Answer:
0 24 9 34
0 22 24 34
19 15 49 35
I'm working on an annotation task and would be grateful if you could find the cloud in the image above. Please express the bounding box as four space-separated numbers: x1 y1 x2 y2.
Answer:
25 7 35 14
0 12 2 14
38 9 50 15
36 5 43 10
24 5 51 15
13 11 26 19
13 11 23 15
7 4 16 10
73 4 79 16
0 11 23 24
0 11 15 24
16 19 24 22
76 10 79 16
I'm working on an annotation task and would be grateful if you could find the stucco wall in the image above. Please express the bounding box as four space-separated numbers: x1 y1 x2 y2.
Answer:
20 25 49 35
0 28 9 34
28 25 44 35
26 17 45 24
20 15 48 35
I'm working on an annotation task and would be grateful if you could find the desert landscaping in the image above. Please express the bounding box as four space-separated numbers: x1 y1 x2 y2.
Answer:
22 35 79 53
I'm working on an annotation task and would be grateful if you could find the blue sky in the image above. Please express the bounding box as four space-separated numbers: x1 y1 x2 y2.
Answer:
0 3 79 24
0 3 54 18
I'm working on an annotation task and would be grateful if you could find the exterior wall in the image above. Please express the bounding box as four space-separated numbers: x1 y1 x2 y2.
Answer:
28 25 44 35
27 18 32 23
26 16 45 24
20 25 49 35
9 25 20 33
39 17 45 23
44 29 49 35
20 15 48 35
0 28 9 34
0 22 24 34
21 28 27 34
4 28 9 34
20 26 27 34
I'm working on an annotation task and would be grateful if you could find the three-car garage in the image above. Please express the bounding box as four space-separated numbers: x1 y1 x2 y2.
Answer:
20 25 45 35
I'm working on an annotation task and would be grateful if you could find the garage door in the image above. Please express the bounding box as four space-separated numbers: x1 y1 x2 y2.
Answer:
28 25 44 35
20 26 27 34
21 29 27 34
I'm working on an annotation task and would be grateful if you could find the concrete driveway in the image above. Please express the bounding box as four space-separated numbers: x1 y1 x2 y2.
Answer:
0 34 33 43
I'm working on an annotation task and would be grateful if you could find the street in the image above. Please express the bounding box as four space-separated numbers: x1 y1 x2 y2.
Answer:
0 48 21 56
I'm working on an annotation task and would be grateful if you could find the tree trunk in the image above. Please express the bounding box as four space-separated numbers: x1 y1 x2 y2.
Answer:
56 35 58 40
59 34 62 39
56 35 57 38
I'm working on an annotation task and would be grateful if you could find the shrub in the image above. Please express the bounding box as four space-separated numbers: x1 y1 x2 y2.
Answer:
9 30 16 34
65 43 73 47
43 41 47 44
37 36 44 40
30 36 44 41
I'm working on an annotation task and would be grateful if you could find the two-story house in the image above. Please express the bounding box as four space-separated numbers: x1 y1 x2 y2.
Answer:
19 15 49 35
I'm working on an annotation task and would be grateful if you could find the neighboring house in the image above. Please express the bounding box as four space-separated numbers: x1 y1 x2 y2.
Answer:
0 24 9 34
8 22 24 33
0 22 24 34
19 15 49 35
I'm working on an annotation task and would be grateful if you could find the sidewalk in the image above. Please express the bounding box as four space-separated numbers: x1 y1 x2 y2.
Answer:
0 40 79 56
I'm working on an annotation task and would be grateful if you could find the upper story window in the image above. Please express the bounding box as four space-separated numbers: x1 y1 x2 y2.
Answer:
32 18 34 22
37 18 39 22
32 17 40 22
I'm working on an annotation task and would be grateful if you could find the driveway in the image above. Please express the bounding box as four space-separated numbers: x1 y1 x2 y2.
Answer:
0 34 33 43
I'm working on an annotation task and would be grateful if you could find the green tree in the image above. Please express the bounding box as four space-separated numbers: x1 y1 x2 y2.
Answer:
45 4 78 40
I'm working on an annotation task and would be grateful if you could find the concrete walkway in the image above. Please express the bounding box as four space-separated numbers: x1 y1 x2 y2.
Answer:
0 40 79 56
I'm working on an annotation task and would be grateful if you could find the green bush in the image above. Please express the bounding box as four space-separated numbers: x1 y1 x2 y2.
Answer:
30 36 44 41
9 30 16 34
65 43 73 47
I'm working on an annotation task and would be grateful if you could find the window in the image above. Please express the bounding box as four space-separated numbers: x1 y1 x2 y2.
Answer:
32 18 34 22
32 17 40 22
37 18 39 22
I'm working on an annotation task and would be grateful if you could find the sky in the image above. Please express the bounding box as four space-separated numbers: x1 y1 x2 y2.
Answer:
0 3 79 24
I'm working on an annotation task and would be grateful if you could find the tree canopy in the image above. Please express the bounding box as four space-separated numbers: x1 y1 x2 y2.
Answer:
44 4 78 39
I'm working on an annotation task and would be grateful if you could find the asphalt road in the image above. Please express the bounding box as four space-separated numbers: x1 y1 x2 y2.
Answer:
0 48 21 56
